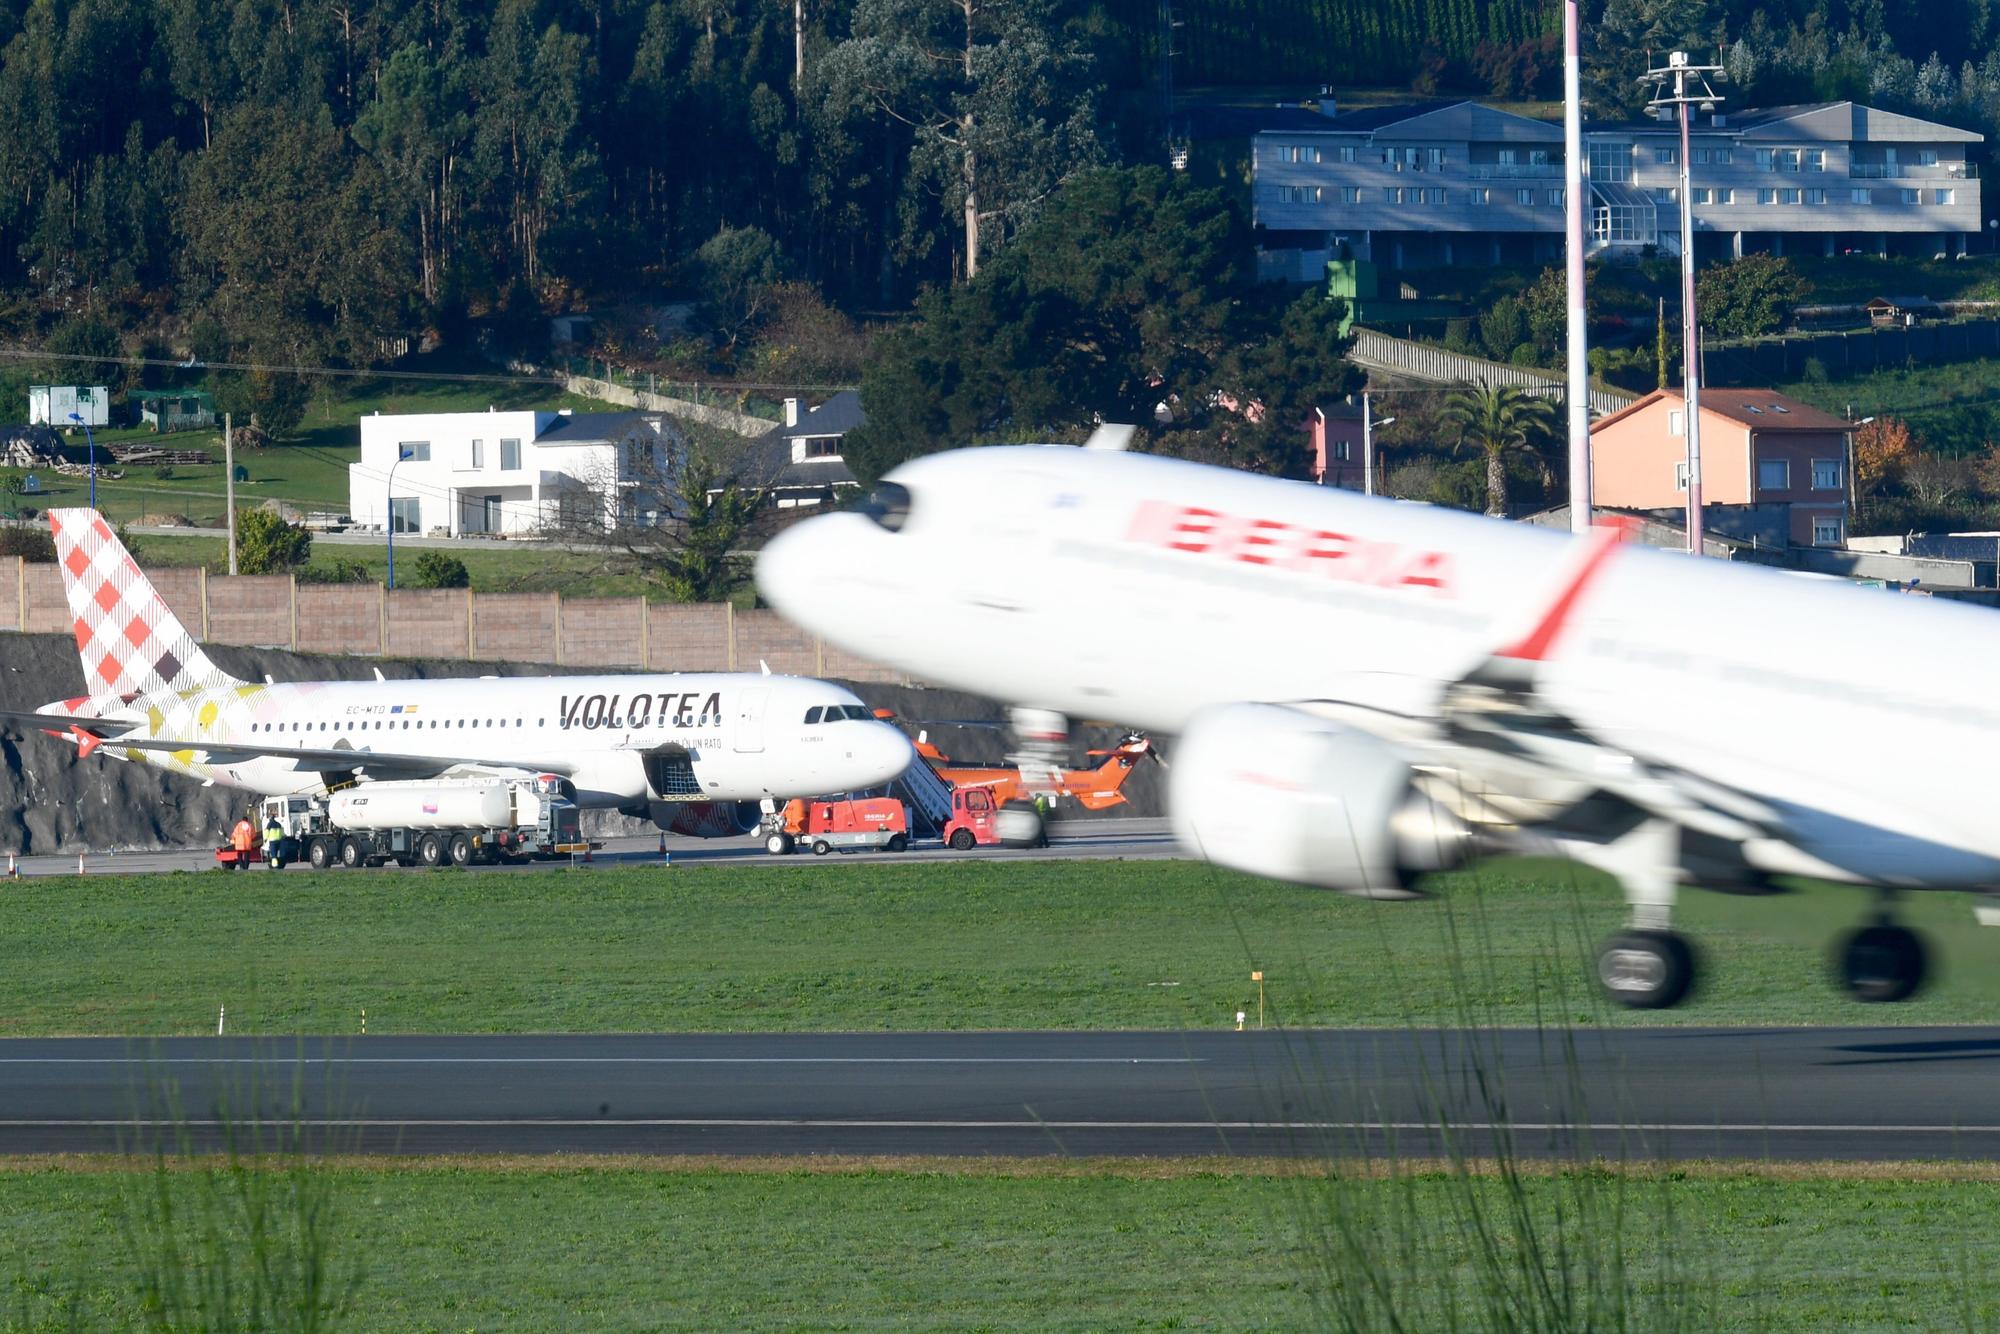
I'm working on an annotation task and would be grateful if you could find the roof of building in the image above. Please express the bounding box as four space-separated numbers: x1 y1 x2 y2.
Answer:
1177 105 1343 139
1305 100 1466 133
535 411 657 445
1591 388 1853 434
1865 293 1940 309
781 391 866 441
724 427 860 493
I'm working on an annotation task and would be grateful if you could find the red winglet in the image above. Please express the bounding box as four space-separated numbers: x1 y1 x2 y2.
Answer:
69 725 104 759
1494 518 1635 663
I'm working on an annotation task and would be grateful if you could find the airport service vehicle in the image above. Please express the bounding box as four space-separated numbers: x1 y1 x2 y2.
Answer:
758 435 2000 1010
260 776 586 869
941 787 1004 850
0 510 913 848
911 729 1155 811
775 796 910 855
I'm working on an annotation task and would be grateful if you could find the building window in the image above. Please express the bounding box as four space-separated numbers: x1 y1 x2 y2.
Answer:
1918 148 1939 166
1901 188 1921 204
1813 516 1844 546
1812 459 1843 490
1674 461 1690 492
1758 458 1791 491
1756 148 1774 170
1805 148 1824 172
1340 185 1361 203
1851 187 1872 204
1587 141 1633 182
1803 187 1824 204
397 441 430 462
468 439 483 469
1467 186 1490 205
1714 148 1732 164
1668 409 1685 437
1655 146 1677 165
1652 186 1679 203
1592 204 1649 242
1779 187 1800 204
500 438 521 470
1692 147 1711 165
388 496 421 533
1337 145 1357 163
1330 440 1352 462
1757 188 1776 205
1498 148 1517 165
1529 149 1551 165
1427 187 1445 205
1777 149 1800 173
1517 187 1535 204
1714 187 1733 204
1935 187 1955 205
1427 147 1444 168
1691 187 1710 204
1548 188 1564 205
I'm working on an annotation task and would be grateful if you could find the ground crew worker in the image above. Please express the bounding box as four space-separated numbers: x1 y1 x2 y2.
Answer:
263 810 285 869
230 810 257 870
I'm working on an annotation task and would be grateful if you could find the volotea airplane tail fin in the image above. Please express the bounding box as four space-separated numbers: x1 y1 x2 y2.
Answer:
46 508 241 697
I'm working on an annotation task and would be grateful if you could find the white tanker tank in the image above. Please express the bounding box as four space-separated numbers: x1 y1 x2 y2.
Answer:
329 779 517 832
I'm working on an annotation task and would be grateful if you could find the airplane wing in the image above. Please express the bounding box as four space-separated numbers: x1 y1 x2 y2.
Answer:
0 708 577 779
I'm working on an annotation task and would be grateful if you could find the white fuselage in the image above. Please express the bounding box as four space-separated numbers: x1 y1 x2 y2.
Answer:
61 672 914 808
758 446 2000 889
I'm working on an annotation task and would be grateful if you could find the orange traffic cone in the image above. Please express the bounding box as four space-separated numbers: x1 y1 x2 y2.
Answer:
657 833 667 857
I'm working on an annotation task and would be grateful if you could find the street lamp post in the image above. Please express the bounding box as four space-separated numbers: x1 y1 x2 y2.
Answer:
387 447 411 590
66 411 96 510
1361 392 1396 496
1642 51 1725 556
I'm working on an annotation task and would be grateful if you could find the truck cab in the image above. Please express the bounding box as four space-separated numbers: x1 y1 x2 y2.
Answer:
942 788 1001 851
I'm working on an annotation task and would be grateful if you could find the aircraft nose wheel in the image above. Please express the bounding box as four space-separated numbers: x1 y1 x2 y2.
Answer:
1596 929 1697 1009
1836 921 1928 1003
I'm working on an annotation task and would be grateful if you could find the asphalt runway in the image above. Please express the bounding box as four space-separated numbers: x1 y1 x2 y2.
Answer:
5 817 1179 877
4 1026 1998 1160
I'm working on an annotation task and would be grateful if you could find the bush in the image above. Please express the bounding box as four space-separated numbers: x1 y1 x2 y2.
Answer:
0 524 55 561
153 464 176 481
403 550 470 589
1508 343 1545 368
1479 296 1525 360
299 557 373 584
1443 318 1477 356
235 507 311 574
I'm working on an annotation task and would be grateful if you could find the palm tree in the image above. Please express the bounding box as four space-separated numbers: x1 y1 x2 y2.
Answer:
1442 382 1557 518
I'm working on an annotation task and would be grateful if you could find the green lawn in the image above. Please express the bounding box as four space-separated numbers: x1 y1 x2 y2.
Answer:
2 1160 1998 1329
2 358 621 528
8 859 2000 1036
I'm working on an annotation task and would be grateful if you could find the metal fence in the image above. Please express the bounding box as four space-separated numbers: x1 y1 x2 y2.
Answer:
1349 329 1639 416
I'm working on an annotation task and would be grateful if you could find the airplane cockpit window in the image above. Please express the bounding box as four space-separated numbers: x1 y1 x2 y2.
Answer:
840 705 871 720
804 707 824 724
860 481 911 533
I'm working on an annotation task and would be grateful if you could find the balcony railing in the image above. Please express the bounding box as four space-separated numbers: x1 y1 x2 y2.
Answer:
1467 163 1562 179
1851 162 1979 179
1850 163 1903 178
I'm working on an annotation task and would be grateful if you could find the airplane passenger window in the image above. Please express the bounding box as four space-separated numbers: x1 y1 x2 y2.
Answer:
860 481 911 533
805 707 823 724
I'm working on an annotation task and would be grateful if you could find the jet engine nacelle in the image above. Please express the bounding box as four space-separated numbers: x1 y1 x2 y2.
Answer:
650 800 761 838
1168 703 1469 898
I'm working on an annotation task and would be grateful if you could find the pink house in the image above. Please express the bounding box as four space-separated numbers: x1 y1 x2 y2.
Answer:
1589 389 1852 547
1311 401 1367 489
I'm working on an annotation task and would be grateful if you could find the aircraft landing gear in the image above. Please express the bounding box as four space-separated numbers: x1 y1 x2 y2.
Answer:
1590 818 1700 1010
1597 929 1697 1010
1836 916 1928 1003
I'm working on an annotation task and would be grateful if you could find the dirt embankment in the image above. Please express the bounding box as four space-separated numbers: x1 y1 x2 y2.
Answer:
0 634 1163 853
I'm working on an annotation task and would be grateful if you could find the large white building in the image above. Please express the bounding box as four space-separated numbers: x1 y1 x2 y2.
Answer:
347 408 676 535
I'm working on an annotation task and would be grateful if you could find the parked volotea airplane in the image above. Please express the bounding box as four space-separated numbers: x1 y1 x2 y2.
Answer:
2 509 914 857
757 430 2000 1009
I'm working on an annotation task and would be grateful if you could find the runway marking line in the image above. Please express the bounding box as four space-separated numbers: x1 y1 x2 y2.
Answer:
0 1119 1993 1133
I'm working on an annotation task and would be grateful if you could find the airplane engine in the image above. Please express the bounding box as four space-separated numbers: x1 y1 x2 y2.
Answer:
650 800 761 838
1168 703 1469 898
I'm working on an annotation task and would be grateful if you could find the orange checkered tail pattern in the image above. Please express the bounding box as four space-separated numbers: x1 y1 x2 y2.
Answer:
48 508 241 698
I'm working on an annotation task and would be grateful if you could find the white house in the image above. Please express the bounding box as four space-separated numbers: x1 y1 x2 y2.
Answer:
29 385 108 428
347 408 676 535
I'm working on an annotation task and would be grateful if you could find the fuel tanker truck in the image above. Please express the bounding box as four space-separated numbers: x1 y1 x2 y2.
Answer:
260 774 586 870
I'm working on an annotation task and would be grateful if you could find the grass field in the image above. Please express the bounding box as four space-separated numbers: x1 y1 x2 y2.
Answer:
8 859 2000 1036
1 1157 1997 1328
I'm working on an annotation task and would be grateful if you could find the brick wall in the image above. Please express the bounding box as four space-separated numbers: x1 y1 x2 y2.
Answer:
384 589 471 659
561 597 645 668
732 608 817 676
471 592 559 663
2 557 911 682
206 576 294 648
647 602 732 672
296 584 384 655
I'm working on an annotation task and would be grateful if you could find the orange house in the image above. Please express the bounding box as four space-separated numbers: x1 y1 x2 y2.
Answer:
1589 389 1852 547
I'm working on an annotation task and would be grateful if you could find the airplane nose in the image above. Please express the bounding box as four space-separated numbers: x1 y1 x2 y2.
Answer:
755 524 818 622
849 722 915 787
